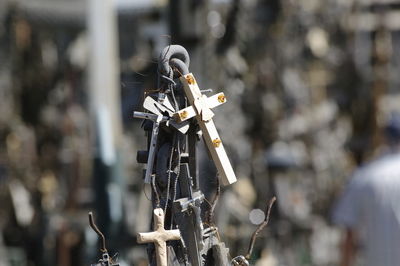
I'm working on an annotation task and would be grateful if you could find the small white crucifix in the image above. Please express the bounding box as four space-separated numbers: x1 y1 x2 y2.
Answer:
137 208 181 266
175 73 237 186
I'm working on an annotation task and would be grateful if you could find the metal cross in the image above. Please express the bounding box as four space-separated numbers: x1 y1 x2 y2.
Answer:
137 208 181 266
176 73 237 186
133 95 190 184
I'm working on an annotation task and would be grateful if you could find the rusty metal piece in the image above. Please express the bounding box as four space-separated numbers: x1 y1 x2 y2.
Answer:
186 74 195 85
212 138 222 147
218 94 226 103
89 212 107 253
179 110 188 120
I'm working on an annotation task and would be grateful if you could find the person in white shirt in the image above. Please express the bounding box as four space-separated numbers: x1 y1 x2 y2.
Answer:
333 113 400 266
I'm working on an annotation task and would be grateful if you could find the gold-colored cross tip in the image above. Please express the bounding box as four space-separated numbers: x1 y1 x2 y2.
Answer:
186 75 196 85
179 110 188 120
218 94 226 103
212 138 222 148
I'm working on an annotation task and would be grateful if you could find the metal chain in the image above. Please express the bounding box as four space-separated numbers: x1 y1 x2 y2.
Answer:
163 135 176 215
170 138 182 230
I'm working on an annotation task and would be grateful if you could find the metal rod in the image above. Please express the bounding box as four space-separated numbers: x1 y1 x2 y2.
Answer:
133 111 169 122
144 121 161 184
88 212 107 252
245 196 276 260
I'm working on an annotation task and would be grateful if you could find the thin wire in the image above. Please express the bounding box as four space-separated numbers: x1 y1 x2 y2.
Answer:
129 56 159 78
173 66 183 77
170 82 179 112
160 74 176 86
144 88 161 94
110 252 119 264
142 183 151 201
203 197 212 207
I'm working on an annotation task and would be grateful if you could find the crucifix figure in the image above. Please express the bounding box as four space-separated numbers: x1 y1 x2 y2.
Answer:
175 73 237 186
137 208 181 266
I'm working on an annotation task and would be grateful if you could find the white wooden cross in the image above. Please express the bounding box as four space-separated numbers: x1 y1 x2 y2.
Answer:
174 73 237 186
137 208 181 266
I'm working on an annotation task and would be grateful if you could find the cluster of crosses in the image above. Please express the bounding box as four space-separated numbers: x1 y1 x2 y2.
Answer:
88 45 274 266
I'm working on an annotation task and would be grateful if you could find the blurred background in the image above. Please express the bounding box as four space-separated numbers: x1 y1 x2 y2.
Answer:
0 0 399 265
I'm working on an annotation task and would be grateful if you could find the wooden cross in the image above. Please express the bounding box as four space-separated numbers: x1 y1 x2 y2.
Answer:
175 73 237 186
137 208 181 266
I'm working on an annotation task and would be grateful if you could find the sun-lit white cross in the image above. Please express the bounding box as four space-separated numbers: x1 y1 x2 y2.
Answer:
174 73 237 186
137 208 181 266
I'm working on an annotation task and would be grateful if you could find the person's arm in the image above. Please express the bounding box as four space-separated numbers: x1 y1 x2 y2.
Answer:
333 172 365 266
340 229 356 266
